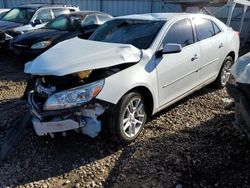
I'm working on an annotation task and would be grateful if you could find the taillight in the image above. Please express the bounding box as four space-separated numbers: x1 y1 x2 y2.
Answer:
236 31 240 37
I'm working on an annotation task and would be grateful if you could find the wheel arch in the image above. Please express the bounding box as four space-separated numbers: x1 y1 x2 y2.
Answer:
227 51 235 62
123 86 155 116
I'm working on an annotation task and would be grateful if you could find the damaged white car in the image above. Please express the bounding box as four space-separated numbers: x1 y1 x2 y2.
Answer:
24 13 239 143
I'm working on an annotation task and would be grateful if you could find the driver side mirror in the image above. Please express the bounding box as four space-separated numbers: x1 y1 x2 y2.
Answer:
157 43 182 57
31 19 42 27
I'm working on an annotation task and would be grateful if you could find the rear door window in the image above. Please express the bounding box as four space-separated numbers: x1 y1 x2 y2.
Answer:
35 9 52 23
52 8 70 17
83 15 98 25
193 18 215 41
163 19 194 48
212 22 221 35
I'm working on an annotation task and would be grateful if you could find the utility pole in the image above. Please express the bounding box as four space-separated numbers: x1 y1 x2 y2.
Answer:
2 0 6 8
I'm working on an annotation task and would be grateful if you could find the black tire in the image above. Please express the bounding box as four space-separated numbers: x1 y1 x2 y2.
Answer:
108 92 147 144
215 56 234 89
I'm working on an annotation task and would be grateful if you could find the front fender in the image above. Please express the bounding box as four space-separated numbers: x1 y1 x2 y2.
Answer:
96 62 158 113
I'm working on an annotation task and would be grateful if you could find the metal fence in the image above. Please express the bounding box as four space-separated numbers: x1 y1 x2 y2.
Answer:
0 0 179 16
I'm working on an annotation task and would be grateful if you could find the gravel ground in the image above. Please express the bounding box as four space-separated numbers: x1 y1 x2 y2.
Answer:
0 53 250 188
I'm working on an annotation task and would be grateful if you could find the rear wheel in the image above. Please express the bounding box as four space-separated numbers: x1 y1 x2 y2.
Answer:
109 92 147 144
215 56 234 88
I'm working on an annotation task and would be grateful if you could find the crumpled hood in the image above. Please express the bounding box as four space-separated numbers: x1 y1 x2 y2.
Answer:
0 20 22 31
231 52 250 84
24 37 142 76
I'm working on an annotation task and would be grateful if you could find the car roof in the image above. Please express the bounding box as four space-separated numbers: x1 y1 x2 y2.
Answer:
69 11 111 17
17 4 77 10
117 13 214 21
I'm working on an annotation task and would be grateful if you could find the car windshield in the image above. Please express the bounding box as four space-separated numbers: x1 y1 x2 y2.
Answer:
45 14 82 31
89 19 165 49
0 11 8 18
2 8 35 24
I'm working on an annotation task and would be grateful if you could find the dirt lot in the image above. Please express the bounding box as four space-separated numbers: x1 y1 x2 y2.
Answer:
0 53 250 188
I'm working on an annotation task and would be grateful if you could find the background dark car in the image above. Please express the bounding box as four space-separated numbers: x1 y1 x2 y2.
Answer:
11 11 112 58
0 9 9 18
0 4 79 50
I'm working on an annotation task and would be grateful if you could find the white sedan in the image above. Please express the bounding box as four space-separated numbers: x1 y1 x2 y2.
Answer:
25 13 240 143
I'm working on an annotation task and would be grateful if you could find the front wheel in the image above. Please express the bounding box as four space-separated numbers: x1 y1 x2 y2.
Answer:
109 92 147 144
215 56 234 88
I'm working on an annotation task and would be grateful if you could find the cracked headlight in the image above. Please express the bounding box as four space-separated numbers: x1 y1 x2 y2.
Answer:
43 80 104 111
31 41 52 49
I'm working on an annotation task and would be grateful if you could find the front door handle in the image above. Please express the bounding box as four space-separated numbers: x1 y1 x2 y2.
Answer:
219 43 224 48
191 54 198 61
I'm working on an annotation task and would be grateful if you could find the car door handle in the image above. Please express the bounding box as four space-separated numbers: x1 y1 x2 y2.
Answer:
219 43 224 48
191 54 198 61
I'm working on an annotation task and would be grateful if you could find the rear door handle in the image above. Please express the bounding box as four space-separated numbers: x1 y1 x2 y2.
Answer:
191 54 198 61
219 43 224 48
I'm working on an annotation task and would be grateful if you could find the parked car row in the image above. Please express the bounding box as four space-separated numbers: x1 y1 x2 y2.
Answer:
11 11 112 57
0 4 241 144
0 4 79 49
0 4 112 54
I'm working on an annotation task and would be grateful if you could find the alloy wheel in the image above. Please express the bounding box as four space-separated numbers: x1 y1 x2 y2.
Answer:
122 98 146 138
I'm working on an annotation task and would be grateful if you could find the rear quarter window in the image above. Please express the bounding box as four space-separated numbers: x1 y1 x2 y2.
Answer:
193 18 215 41
212 22 221 35
35 9 53 23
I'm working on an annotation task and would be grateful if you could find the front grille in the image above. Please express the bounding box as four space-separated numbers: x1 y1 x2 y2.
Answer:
13 43 29 48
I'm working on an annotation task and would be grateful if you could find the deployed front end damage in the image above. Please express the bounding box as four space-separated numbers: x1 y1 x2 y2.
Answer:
26 68 119 138
24 38 142 138
226 52 250 139
27 75 110 138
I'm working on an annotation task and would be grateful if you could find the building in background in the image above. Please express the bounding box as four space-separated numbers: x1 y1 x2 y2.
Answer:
0 0 249 47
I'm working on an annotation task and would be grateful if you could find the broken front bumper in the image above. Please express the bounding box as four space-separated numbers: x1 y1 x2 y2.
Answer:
27 92 108 138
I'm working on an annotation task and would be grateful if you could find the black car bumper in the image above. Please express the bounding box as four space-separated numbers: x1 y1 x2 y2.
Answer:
11 46 45 58
0 40 10 50
226 83 250 136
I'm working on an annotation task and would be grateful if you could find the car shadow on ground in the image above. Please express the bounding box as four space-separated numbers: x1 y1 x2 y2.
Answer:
0 86 248 187
0 127 122 187
0 53 27 83
103 113 250 188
